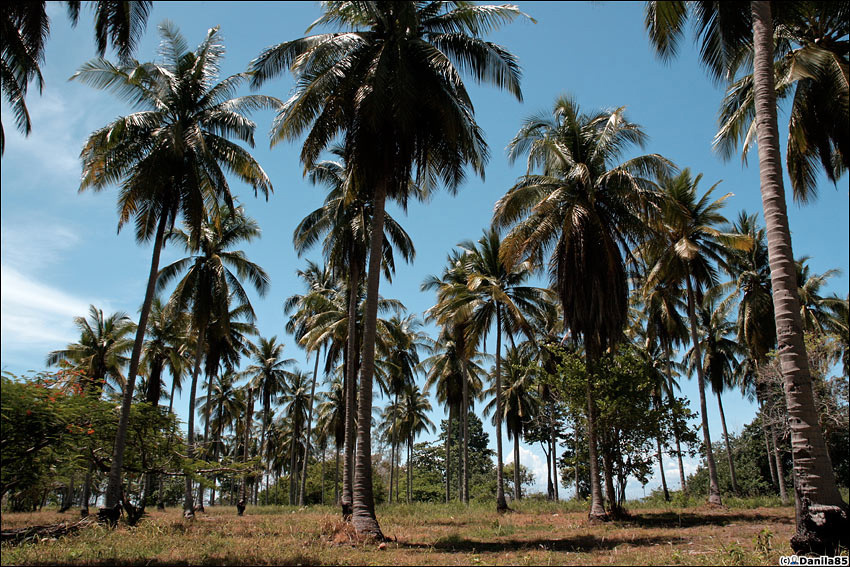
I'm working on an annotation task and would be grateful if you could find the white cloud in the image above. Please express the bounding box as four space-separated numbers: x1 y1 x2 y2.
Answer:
1 221 81 273
0 264 95 358
506 444 550 495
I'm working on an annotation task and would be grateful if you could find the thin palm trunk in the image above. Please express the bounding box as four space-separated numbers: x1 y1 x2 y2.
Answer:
513 431 521 501
461 359 469 504
238 387 254 515
261 392 270 506
495 306 508 512
684 270 722 505
196 369 215 512
751 1 848 553
321 445 326 505
334 445 340 505
445 404 453 504
665 344 688 494
183 314 209 517
299 352 322 505
716 392 739 495
341 262 361 519
408 432 413 503
771 422 789 505
389 395 397 503
550 399 559 501
352 180 387 538
585 354 607 519
104 213 168 512
657 435 670 501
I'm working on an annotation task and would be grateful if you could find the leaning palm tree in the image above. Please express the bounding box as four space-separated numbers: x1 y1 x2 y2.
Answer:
1 0 151 155
645 1 848 552
250 1 527 537
46 305 134 516
494 96 671 520
157 204 269 517
644 168 747 505
73 22 275 515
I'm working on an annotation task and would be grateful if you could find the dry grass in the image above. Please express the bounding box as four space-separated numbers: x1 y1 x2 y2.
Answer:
1 501 796 565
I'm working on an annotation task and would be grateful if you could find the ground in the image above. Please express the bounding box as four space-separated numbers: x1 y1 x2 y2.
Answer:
0 500 797 565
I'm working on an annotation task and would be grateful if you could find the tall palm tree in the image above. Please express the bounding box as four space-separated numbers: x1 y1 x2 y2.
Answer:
245 336 295 505
494 96 671 520
645 1 848 551
459 229 546 511
280 369 311 505
795 257 845 335
140 297 192 407
398 384 435 503
644 168 747 505
46 305 134 515
1 0 151 155
316 376 346 505
685 294 744 495
250 1 526 537
73 23 275 514
197 368 243 505
157 204 269 517
484 345 539 502
714 1 848 202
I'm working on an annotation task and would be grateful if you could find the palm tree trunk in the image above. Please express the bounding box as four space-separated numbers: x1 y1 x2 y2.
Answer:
585 353 607 520
389 396 397 503
103 212 168 513
408 432 413 503
665 344 688 494
657 435 670 502
513 432 521 501
183 315 209 517
750 1 848 553
716 392 739 496
550 399 559 501
495 305 508 512
238 387 254 516
771 422 789 505
445 404 453 504
684 270 722 505
341 261 361 519
261 393 270 506
601 443 617 515
334 445 340 505
461 357 470 504
321 444 326 506
299 351 322 506
352 179 387 539
196 370 215 513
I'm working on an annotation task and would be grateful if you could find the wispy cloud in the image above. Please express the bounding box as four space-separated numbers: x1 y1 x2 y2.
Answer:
507 444 551 495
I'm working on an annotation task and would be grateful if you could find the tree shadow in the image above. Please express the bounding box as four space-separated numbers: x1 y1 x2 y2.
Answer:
624 511 794 528
403 533 686 553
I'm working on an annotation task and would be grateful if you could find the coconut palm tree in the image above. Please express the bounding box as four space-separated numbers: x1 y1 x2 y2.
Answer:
645 1 848 551
280 369 311 504
46 305 134 516
251 0 527 537
398 384 435 503
458 229 547 511
795 257 845 335
684 294 745 495
157 204 269 517
73 23 275 514
1 0 151 155
644 168 748 505
316 376 346 505
494 96 671 520
484 345 539 502
197 368 243 505
714 1 848 202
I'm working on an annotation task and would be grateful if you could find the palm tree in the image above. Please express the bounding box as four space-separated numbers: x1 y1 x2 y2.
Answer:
280 369 311 505
157 204 269 517
484 345 539 502
197 368 243 505
645 2 848 552
398 384 435 503
714 2 848 202
644 168 747 505
140 297 192 408
494 96 671 520
1 0 151 155
458 229 546 511
795 257 845 335
46 305 134 516
250 1 526 537
244 336 295 505
316 376 346 505
73 23 275 514
685 294 745 495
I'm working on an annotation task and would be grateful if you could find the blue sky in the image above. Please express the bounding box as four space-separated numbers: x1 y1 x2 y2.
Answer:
2 1 848 498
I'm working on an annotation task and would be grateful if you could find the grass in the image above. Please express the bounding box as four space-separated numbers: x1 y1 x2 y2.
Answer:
1 499 798 566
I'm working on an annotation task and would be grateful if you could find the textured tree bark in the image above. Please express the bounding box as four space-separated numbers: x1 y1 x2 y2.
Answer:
351 180 387 539
717 393 739 496
750 1 848 554
103 213 168 514
685 270 722 505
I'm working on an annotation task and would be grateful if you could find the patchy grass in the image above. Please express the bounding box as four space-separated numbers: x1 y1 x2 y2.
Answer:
1 501 796 565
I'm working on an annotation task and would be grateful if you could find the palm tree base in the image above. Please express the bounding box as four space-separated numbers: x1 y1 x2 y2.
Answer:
587 511 611 524
352 515 385 541
790 499 849 556
341 502 352 520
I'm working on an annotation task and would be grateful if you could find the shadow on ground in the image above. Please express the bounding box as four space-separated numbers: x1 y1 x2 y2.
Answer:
623 511 794 529
403 534 686 553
